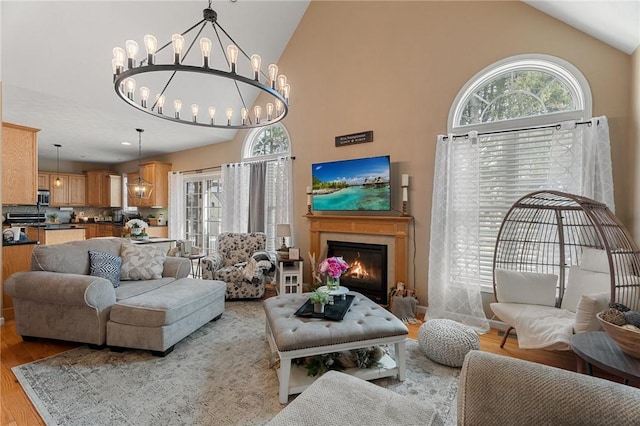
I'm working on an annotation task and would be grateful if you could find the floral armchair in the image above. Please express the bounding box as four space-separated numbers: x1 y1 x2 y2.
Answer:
201 232 275 299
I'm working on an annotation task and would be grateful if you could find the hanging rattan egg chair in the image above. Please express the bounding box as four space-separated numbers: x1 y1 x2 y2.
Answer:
491 190 640 348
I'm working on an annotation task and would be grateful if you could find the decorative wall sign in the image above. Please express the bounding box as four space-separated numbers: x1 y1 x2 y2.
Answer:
335 130 374 147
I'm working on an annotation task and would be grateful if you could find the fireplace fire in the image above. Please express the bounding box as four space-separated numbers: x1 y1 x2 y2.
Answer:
327 240 388 304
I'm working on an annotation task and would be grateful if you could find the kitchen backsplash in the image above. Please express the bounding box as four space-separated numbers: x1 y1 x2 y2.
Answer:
3 205 168 224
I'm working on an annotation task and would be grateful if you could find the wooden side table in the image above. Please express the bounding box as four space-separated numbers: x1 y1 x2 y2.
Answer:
276 255 303 295
571 331 640 385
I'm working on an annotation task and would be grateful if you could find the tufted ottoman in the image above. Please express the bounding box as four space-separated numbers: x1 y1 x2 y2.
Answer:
263 292 409 404
418 319 479 367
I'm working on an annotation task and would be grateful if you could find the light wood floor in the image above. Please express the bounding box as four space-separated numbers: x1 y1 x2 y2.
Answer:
2 291 638 425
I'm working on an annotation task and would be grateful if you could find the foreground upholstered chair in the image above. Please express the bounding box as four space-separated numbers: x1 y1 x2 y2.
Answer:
267 350 640 425
201 232 274 299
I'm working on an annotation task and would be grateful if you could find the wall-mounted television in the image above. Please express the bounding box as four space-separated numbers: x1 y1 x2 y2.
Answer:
312 155 391 211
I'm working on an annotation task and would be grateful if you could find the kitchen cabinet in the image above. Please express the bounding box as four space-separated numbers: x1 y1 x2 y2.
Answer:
146 226 169 238
50 173 86 206
97 223 113 237
2 243 35 320
83 224 97 239
127 162 172 208
2 122 39 205
86 170 121 207
38 172 50 190
27 226 86 245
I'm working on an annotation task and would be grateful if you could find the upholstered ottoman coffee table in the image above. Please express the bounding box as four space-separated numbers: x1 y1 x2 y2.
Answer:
263 292 408 404
107 278 225 356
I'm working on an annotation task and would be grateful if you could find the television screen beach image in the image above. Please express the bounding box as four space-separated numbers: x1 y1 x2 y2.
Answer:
312 155 391 211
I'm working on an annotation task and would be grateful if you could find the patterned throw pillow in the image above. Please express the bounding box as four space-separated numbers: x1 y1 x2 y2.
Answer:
120 243 167 281
89 250 122 288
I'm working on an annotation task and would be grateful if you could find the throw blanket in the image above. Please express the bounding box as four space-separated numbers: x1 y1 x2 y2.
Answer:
514 305 576 350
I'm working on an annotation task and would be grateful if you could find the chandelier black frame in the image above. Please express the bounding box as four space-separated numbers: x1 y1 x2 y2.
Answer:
112 1 290 130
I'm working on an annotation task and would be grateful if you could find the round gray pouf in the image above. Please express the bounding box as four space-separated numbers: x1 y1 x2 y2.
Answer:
418 319 480 367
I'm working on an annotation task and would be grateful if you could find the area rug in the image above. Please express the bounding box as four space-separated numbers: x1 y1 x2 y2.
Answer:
12 301 459 425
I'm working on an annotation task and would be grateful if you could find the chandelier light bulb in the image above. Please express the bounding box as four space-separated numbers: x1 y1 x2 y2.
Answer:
275 99 283 116
171 34 185 64
208 106 216 125
283 84 290 103
227 45 239 73
111 58 119 81
266 103 274 121
254 105 262 124
144 34 157 64
125 40 139 69
174 99 183 119
112 47 126 74
125 78 136 100
191 104 199 122
241 107 248 125
140 87 150 108
200 37 212 68
156 94 165 114
277 74 287 92
226 107 233 126
268 64 278 89
250 54 262 80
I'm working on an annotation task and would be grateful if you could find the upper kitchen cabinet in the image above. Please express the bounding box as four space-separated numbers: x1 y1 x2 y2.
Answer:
2 122 39 205
127 161 171 207
86 170 121 207
38 172 50 190
50 173 86 206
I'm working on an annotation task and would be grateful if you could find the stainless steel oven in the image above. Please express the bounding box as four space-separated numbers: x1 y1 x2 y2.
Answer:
37 189 50 206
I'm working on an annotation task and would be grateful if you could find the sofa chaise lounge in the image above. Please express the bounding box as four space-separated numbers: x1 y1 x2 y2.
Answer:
5 238 226 355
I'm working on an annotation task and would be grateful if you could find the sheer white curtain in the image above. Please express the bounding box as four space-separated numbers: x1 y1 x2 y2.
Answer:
266 157 294 250
168 171 185 240
428 116 614 333
221 163 251 233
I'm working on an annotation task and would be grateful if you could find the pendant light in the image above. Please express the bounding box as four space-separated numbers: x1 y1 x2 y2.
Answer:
54 144 62 188
126 128 153 199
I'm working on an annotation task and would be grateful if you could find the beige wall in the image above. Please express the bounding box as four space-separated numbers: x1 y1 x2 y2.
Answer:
139 1 634 307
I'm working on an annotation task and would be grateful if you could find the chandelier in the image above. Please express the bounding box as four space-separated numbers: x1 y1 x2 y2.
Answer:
111 0 290 130
127 129 153 200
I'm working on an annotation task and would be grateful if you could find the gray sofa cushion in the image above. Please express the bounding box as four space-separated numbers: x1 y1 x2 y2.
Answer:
115 277 176 301
267 370 439 425
32 237 122 275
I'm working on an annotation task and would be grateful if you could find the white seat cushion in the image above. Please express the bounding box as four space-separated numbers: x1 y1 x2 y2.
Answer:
560 266 610 312
490 302 565 326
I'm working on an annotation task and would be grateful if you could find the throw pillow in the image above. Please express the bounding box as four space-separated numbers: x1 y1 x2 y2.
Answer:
120 243 167 281
89 250 122 288
579 248 610 274
560 266 611 312
494 269 558 307
252 250 275 273
574 292 610 333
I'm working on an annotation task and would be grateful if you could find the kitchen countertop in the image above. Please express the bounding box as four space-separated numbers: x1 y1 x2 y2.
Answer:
2 239 38 247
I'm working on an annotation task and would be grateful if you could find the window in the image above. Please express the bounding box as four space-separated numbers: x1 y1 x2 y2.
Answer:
184 173 222 255
241 123 293 251
447 55 593 289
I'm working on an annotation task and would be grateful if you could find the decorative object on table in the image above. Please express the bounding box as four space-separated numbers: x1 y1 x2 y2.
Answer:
597 305 640 359
309 290 330 314
127 129 154 200
276 224 291 253
295 294 355 321
389 282 420 324
288 247 300 260
125 218 149 239
306 186 313 215
293 345 385 377
146 213 158 226
418 319 480 367
318 256 349 291
111 1 290 130
307 251 325 289
401 173 409 215
47 213 59 223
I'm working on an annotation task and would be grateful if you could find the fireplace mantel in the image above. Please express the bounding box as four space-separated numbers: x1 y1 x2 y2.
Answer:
305 214 412 287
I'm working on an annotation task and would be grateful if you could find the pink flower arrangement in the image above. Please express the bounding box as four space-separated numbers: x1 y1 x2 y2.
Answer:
318 256 349 279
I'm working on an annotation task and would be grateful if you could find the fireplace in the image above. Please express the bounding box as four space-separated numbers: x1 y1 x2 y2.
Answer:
327 240 388 304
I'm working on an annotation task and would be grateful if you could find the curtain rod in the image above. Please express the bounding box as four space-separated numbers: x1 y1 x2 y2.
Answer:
224 155 295 166
441 119 598 141
176 165 222 175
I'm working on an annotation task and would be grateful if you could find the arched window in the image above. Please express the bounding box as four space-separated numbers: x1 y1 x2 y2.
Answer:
242 123 291 160
448 54 591 133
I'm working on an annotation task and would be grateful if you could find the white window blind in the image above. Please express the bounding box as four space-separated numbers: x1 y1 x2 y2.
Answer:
462 126 581 286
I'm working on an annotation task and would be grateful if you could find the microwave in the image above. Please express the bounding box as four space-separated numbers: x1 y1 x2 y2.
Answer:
37 189 50 206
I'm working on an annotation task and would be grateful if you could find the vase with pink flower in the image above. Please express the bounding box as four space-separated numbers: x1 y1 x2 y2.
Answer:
318 256 349 291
